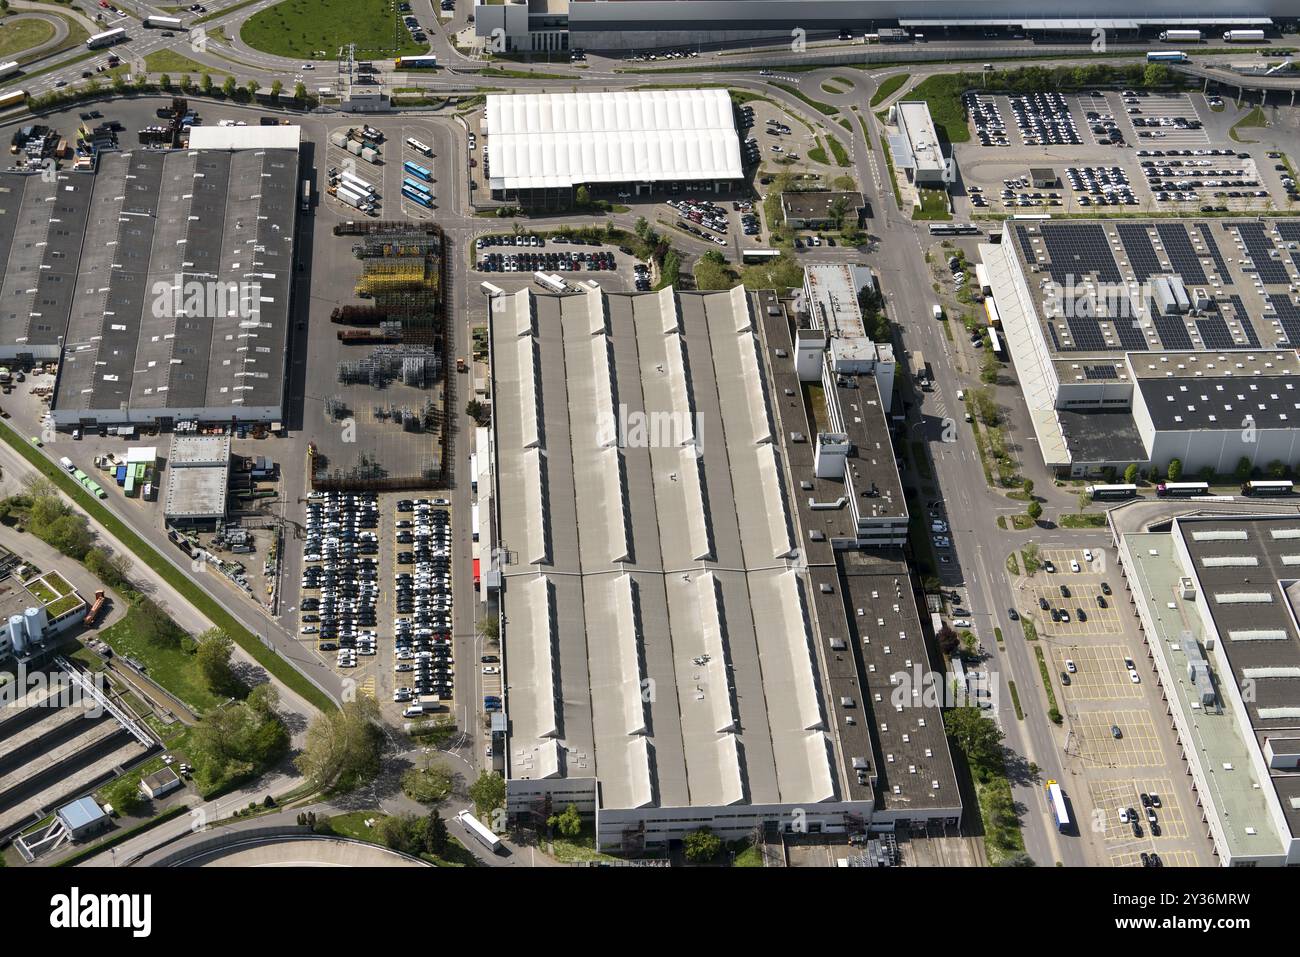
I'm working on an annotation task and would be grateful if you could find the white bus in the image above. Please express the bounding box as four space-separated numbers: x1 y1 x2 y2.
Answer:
533 271 567 294
988 326 1005 359
405 136 432 157
87 27 127 49
456 810 502 853
1086 483 1138 501
1045 780 1071 834
143 15 183 29
742 248 781 263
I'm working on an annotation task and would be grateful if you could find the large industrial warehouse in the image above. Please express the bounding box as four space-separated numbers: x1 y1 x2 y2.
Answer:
1117 508 1300 866
25 127 303 430
979 219 1300 477
475 0 1286 52
484 89 743 206
487 281 958 850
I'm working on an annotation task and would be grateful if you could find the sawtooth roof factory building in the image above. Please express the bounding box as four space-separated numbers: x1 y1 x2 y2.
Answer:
486 276 957 851
2 128 303 431
980 219 1300 477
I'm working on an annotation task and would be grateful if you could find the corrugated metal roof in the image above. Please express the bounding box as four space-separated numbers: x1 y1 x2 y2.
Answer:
485 89 742 191
186 125 301 150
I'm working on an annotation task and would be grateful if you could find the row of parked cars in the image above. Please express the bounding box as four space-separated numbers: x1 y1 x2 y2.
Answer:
300 493 380 668
394 499 453 713
1010 92 1081 146
475 248 616 273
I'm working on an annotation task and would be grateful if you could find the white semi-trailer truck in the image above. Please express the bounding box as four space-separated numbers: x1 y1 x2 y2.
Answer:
1223 29 1266 42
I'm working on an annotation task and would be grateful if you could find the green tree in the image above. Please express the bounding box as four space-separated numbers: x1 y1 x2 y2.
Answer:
246 683 280 721
245 79 261 100
270 79 283 98
1167 458 1183 481
180 74 193 93
376 812 425 855
102 773 144 817
1267 459 1288 480
293 81 307 101
1123 463 1140 485
295 697 384 791
683 827 723 863
1077 489 1091 513
196 628 239 696
1022 478 1034 497
633 215 650 241
469 771 506 820
574 185 591 207
547 803 583 838
1027 500 1043 523
160 74 172 91
476 615 499 641
222 75 237 98
1234 456 1253 483
944 706 1005 775
200 72 213 94
425 809 450 856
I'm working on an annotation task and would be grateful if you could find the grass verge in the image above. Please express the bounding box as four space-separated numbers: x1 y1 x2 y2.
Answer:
1060 513 1107 528
768 81 838 116
869 73 908 107
241 0 423 59
1007 679 1024 720
1034 646 1062 724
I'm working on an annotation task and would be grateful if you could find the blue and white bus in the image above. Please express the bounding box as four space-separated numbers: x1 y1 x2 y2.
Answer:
1147 51 1188 63
402 177 431 198
402 160 431 182
401 185 433 208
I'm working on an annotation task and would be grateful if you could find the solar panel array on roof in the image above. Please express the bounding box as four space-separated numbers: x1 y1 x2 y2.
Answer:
1197 315 1240 350
1114 314 1151 351
1013 224 1038 268
1233 222 1292 285
1040 223 1122 285
1195 222 1233 285
1117 223 1164 283
1155 222 1208 286
1083 364 1119 380
1222 295 1261 348
1153 311 1195 351
1269 293 1300 348
1277 222 1300 243
1064 316 1107 351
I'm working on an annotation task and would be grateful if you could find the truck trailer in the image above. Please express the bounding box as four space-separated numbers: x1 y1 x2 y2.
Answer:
1159 29 1201 42
1223 29 1265 42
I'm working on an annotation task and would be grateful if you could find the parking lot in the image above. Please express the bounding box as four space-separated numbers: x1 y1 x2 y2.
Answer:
1073 709 1164 769
1009 541 1211 866
955 90 1288 216
1056 645 1143 700
321 121 441 221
